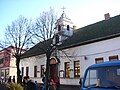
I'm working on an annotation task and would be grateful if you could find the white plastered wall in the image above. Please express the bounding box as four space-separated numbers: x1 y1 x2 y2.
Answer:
20 36 120 85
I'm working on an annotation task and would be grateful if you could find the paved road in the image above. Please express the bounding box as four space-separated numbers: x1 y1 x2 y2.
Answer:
60 85 80 90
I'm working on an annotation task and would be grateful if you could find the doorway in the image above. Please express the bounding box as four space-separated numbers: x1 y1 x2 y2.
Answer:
50 57 58 81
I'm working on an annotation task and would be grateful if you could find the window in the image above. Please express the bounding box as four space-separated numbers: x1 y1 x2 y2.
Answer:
41 65 44 77
67 25 70 31
84 67 120 88
0 58 3 64
109 55 118 61
95 57 104 64
74 61 80 77
21 67 24 76
55 35 59 44
5 56 9 61
1 70 4 76
84 69 97 87
58 25 61 31
26 67 29 76
5 69 9 78
65 62 70 78
34 66 37 77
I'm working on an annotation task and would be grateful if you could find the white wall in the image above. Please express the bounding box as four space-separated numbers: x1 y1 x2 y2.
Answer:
61 37 120 78
20 54 46 82
20 36 120 85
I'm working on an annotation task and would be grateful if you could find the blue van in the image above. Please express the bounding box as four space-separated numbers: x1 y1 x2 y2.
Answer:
80 61 120 90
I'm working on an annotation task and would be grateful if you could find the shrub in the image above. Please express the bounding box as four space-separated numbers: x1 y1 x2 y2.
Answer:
7 83 23 90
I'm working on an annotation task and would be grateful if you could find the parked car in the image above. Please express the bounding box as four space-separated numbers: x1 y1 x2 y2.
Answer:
80 60 120 90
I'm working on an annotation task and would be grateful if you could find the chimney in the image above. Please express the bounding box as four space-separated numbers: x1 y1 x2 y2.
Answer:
73 25 77 30
104 13 110 20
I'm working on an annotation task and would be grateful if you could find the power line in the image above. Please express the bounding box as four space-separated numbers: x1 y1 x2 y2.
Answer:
59 48 120 58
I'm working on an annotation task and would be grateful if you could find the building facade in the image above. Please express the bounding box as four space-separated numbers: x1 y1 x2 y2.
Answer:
20 12 120 85
0 46 17 82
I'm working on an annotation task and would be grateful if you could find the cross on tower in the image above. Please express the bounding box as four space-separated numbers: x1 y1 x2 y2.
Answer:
61 6 66 13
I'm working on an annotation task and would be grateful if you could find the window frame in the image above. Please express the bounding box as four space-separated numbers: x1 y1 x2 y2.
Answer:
109 55 119 61
67 25 70 31
58 25 61 31
74 60 80 77
21 67 24 77
95 57 104 64
41 65 44 77
26 67 29 76
64 62 70 78
34 66 37 77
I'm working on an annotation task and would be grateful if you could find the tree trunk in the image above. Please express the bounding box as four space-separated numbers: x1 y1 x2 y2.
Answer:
16 55 22 84
44 49 52 90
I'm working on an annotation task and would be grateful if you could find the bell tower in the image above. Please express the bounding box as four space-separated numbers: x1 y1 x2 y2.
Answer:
51 8 76 78
54 7 74 45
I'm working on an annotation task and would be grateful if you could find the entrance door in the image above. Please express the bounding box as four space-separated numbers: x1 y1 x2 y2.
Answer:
50 58 58 81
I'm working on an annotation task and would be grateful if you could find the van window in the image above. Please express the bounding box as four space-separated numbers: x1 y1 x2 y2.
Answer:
84 69 98 87
84 66 120 88
117 68 120 75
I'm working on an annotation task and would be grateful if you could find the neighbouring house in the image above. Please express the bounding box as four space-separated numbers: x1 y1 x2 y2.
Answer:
20 11 120 86
0 46 17 82
0 46 26 83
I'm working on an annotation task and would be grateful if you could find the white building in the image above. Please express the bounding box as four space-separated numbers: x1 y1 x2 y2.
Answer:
20 12 120 86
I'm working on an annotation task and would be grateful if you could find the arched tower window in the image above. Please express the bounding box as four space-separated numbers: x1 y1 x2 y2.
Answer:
67 25 70 31
58 25 61 31
55 35 59 44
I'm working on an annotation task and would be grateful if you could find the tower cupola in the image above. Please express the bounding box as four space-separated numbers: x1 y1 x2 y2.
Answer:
54 7 74 45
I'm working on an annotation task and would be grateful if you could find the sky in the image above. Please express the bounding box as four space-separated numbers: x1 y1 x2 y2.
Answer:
0 0 120 40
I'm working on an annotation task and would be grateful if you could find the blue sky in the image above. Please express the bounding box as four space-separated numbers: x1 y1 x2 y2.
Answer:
1 0 120 40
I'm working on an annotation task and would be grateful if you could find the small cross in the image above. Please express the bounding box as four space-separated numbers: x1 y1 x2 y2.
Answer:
61 6 66 13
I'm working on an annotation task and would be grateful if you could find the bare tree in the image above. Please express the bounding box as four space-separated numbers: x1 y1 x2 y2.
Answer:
31 8 57 90
0 8 57 86
32 8 57 43
0 15 33 83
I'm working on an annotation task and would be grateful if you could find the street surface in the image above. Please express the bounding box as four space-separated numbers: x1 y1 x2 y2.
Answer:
60 85 79 90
